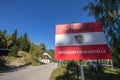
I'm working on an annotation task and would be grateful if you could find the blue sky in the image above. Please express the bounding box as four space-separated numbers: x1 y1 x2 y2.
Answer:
0 0 95 50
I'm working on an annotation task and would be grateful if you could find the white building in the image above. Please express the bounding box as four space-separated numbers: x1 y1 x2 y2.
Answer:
39 52 52 64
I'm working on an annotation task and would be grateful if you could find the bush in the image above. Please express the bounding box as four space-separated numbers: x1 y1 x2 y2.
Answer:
0 57 7 71
30 53 38 62
8 45 18 57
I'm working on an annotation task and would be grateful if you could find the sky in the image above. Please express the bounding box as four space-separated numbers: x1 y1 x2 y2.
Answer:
0 0 95 50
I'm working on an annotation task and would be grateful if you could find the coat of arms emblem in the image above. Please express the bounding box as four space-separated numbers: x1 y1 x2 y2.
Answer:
74 34 84 44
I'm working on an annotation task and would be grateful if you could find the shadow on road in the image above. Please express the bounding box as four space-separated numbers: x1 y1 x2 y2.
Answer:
1 62 32 73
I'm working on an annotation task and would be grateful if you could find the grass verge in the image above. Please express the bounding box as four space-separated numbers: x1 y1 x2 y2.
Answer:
50 65 79 80
50 66 66 80
50 65 120 80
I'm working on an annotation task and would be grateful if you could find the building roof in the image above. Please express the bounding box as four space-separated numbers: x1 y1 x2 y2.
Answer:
42 52 52 59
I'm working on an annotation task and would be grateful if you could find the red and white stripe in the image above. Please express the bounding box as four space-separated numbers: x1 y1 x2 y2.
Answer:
55 32 107 46
55 22 112 60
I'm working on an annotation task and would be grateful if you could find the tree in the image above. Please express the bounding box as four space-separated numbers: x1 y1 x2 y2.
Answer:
84 0 120 67
7 29 19 57
29 42 38 61
29 43 46 62
35 43 46 58
46 49 54 61
19 33 30 52
29 42 37 54
0 30 7 48
0 30 7 69
39 43 46 54
9 45 18 57
10 29 18 47
6 34 12 48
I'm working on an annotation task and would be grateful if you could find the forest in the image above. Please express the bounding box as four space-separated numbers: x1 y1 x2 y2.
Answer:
0 29 54 70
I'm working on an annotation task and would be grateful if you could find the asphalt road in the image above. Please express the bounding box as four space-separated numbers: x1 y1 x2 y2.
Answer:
0 63 57 80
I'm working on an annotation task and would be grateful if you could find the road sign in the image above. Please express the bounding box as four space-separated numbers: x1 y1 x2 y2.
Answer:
55 22 112 60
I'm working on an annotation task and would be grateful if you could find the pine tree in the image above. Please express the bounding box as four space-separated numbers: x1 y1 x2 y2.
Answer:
6 34 12 48
11 29 18 46
20 33 30 52
9 29 18 57
0 30 7 48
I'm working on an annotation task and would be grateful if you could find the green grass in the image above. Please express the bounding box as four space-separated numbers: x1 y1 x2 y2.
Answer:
50 65 80 80
84 66 120 80
50 65 120 80
103 67 120 74
50 67 66 80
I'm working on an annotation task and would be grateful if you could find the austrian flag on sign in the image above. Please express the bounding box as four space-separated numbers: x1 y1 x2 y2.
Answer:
55 22 112 60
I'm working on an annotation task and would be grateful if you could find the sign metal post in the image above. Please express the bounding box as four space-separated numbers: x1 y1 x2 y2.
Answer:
80 60 85 80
